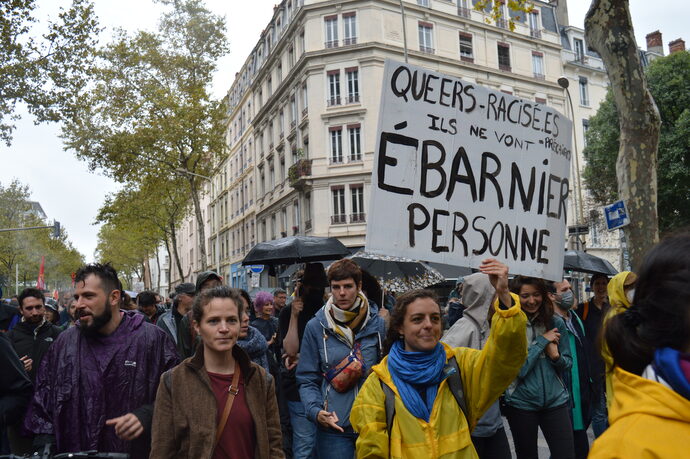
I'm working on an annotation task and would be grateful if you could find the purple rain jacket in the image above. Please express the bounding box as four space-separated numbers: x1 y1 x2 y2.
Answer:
24 310 179 459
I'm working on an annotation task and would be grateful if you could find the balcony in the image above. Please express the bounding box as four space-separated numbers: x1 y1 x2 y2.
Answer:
305 219 312 231
349 154 362 163
350 213 366 223
499 63 511 72
301 107 308 118
346 94 360 104
290 120 296 129
533 73 545 80
530 29 542 39
331 214 347 225
458 6 471 18
330 155 344 165
325 40 339 48
327 96 341 107
420 45 435 54
343 37 357 46
288 158 312 189
497 18 508 30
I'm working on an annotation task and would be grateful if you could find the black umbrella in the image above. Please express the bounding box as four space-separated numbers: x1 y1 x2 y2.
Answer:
563 250 618 275
349 252 444 291
242 236 350 266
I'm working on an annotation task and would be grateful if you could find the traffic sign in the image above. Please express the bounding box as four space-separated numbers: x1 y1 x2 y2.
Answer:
604 200 630 231
249 265 264 274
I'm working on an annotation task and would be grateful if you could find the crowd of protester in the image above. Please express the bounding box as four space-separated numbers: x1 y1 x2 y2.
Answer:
0 232 688 458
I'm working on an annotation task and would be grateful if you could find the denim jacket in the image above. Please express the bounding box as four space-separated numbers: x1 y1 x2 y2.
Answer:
297 306 385 429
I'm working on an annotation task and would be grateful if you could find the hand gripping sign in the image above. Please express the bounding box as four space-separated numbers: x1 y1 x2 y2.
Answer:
365 60 573 281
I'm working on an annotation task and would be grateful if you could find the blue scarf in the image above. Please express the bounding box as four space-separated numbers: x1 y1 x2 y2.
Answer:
653 347 690 401
387 340 447 422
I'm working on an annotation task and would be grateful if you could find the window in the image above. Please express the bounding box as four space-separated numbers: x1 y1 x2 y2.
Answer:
301 82 308 115
290 96 296 127
331 187 346 224
418 22 434 54
532 51 544 79
458 0 470 18
417 0 430 6
267 76 272 95
279 156 285 182
497 43 511 71
277 64 282 82
535 96 547 105
574 38 585 62
325 15 338 48
279 110 285 136
582 119 590 147
269 160 275 188
459 33 473 62
579 76 589 106
343 12 357 45
330 127 343 163
346 67 359 103
260 169 265 194
288 46 294 67
327 70 341 106
281 208 288 236
261 219 266 241
348 124 361 161
350 185 365 223
271 214 276 239
529 11 541 38
293 201 300 233
305 193 312 230
299 31 305 55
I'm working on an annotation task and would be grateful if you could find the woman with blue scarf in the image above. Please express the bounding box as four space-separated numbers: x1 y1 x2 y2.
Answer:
589 233 690 457
351 259 528 459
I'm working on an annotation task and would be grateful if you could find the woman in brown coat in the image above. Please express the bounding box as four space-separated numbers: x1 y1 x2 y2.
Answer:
150 286 283 459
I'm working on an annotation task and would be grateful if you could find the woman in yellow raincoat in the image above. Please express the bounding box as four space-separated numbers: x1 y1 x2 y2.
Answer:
350 259 527 459
601 270 637 407
589 233 690 457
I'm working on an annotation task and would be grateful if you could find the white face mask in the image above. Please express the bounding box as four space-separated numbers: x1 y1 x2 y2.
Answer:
626 288 635 303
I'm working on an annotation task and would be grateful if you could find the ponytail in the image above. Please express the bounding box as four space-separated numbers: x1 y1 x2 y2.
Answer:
604 306 653 375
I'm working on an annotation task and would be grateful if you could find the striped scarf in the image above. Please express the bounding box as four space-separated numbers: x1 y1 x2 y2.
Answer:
324 292 370 347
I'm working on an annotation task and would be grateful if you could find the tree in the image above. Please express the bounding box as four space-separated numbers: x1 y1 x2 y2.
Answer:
583 51 690 234
62 0 228 272
0 180 84 292
96 174 190 289
0 0 99 145
584 0 662 270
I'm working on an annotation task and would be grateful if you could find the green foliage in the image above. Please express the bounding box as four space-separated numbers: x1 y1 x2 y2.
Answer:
583 51 690 233
0 0 99 145
473 0 534 32
0 180 84 293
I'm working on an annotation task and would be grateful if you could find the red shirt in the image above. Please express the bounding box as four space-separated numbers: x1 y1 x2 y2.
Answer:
207 371 256 459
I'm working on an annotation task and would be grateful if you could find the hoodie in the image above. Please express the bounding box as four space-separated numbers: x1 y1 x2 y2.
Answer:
589 366 690 458
442 273 503 438
602 271 635 407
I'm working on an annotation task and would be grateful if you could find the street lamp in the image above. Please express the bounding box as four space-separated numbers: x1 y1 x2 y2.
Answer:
557 76 585 227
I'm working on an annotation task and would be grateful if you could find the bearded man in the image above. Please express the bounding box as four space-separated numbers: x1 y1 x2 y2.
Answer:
24 263 179 458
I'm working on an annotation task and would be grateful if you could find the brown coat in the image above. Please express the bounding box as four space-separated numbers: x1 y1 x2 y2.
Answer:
149 344 284 459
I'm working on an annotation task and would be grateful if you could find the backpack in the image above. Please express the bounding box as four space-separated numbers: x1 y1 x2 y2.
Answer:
379 356 468 437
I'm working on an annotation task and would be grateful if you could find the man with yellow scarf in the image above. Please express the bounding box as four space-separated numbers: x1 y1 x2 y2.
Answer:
296 259 386 459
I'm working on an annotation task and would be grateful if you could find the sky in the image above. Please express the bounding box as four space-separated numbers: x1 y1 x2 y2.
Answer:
2 0 686 262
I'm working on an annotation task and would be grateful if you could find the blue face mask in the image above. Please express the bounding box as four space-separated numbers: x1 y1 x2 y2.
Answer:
557 290 574 310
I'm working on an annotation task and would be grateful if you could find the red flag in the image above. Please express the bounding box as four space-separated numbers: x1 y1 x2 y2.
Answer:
37 256 46 290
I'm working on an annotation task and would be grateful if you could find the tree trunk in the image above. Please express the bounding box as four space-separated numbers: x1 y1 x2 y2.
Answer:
155 248 161 292
164 237 173 293
584 0 661 270
188 176 208 271
169 221 184 283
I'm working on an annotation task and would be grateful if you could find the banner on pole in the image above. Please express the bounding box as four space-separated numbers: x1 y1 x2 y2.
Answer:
366 60 572 281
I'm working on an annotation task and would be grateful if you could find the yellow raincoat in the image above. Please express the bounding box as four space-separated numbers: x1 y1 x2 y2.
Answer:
350 294 527 459
589 366 690 458
601 271 635 407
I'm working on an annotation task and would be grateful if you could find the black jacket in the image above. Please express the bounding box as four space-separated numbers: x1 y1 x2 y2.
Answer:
0 333 33 454
6 320 62 382
0 303 19 332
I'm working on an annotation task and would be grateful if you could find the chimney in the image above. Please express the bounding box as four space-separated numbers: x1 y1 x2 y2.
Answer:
669 38 686 54
646 30 664 55
551 0 569 28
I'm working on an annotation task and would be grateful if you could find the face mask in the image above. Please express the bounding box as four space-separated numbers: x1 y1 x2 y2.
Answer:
557 290 574 310
626 288 635 304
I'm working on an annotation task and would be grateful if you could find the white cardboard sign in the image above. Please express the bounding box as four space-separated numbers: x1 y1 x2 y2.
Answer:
366 60 572 281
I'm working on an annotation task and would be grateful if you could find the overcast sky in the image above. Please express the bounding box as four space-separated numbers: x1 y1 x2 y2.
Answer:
2 0 686 262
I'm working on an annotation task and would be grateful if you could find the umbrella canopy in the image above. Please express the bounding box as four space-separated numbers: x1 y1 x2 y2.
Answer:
563 250 618 275
242 236 350 266
349 251 445 292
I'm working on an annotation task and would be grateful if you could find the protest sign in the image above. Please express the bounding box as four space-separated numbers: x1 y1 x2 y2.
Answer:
365 60 572 281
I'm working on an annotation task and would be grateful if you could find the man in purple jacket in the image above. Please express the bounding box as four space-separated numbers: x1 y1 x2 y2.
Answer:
24 263 179 458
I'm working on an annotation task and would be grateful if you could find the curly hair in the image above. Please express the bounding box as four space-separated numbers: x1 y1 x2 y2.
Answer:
382 289 441 355
253 291 274 313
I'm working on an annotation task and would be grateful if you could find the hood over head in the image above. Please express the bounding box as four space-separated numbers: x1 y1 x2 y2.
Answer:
460 272 494 326
608 271 637 310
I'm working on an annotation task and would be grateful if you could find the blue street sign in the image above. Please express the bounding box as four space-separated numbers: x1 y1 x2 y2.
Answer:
604 200 630 231
249 265 264 274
